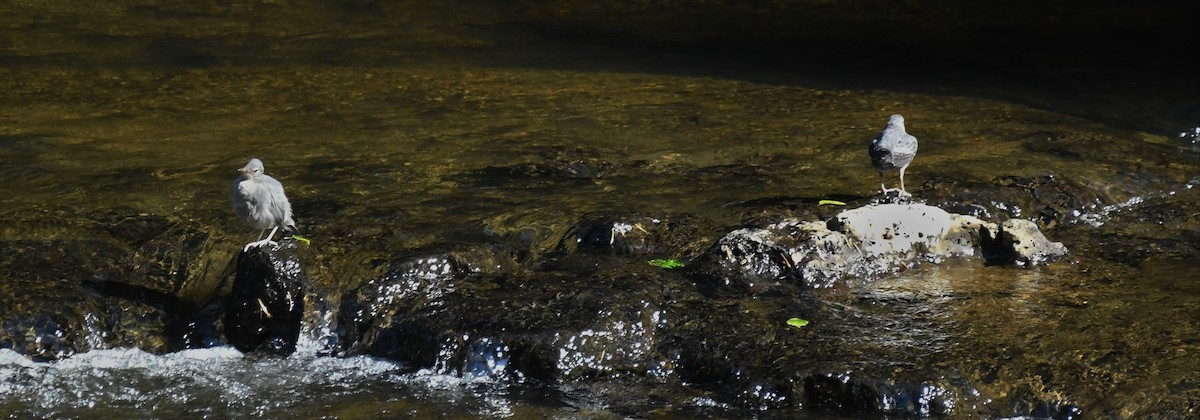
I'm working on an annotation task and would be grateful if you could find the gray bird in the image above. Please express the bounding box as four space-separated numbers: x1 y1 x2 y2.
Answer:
868 114 918 195
232 158 298 251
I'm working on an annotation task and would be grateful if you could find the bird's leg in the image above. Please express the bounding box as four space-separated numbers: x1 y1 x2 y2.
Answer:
878 172 901 194
245 229 266 252
897 166 912 197
244 226 281 252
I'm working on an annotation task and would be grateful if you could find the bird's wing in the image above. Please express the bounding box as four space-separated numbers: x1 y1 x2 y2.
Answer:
262 176 294 226
900 133 917 152
868 133 891 155
890 134 918 163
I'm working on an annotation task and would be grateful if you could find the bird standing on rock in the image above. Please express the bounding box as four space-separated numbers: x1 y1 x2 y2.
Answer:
868 114 918 195
232 158 298 252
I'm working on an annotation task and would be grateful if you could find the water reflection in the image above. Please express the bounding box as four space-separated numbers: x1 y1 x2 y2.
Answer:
2 0 1199 417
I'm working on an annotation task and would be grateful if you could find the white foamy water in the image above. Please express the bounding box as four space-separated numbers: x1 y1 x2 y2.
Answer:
0 347 520 418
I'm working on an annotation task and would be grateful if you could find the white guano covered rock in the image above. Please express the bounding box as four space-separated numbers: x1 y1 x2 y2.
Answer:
702 203 1068 288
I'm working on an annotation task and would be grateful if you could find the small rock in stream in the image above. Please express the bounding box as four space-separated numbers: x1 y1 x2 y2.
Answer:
223 242 306 356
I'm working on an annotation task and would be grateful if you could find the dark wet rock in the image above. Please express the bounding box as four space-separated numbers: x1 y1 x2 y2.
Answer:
801 373 884 413
0 239 176 360
801 373 963 415
0 281 172 362
657 298 804 409
224 242 307 356
799 370 1084 418
659 282 1102 417
0 205 218 359
335 248 471 363
2 206 221 305
334 244 522 361
658 292 993 416
327 206 1071 416
336 244 675 382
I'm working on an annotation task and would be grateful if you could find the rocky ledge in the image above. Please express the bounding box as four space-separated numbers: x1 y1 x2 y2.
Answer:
696 200 1067 290
0 199 1076 416
329 199 1070 416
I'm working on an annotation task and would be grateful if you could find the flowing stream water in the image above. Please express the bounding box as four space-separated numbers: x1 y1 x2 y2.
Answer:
2 1 1198 418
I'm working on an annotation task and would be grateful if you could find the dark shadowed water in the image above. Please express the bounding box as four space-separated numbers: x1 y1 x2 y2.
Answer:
2 1 1198 418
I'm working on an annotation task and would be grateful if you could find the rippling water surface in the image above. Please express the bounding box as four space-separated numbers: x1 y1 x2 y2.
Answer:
2 1 1198 418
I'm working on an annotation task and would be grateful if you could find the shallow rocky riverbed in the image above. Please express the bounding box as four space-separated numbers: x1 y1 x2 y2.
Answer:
1 1 1198 418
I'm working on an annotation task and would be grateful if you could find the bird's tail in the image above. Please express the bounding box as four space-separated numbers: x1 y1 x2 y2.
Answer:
284 223 311 245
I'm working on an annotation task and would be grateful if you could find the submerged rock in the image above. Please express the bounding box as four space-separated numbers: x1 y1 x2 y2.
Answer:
223 242 307 356
921 174 1106 230
0 207 219 360
558 212 719 258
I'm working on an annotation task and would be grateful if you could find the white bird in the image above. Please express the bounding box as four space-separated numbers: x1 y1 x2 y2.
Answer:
232 158 298 252
868 114 919 195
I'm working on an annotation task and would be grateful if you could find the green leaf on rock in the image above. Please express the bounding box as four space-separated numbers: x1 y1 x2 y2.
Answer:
786 317 810 328
818 200 846 206
648 259 685 269
289 235 312 246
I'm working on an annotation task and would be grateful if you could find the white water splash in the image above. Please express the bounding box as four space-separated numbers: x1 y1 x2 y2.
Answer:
0 347 408 417
1073 193 1156 227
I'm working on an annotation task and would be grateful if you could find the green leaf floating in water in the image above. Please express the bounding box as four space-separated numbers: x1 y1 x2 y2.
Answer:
818 200 846 206
289 235 312 246
786 318 810 328
648 259 685 269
